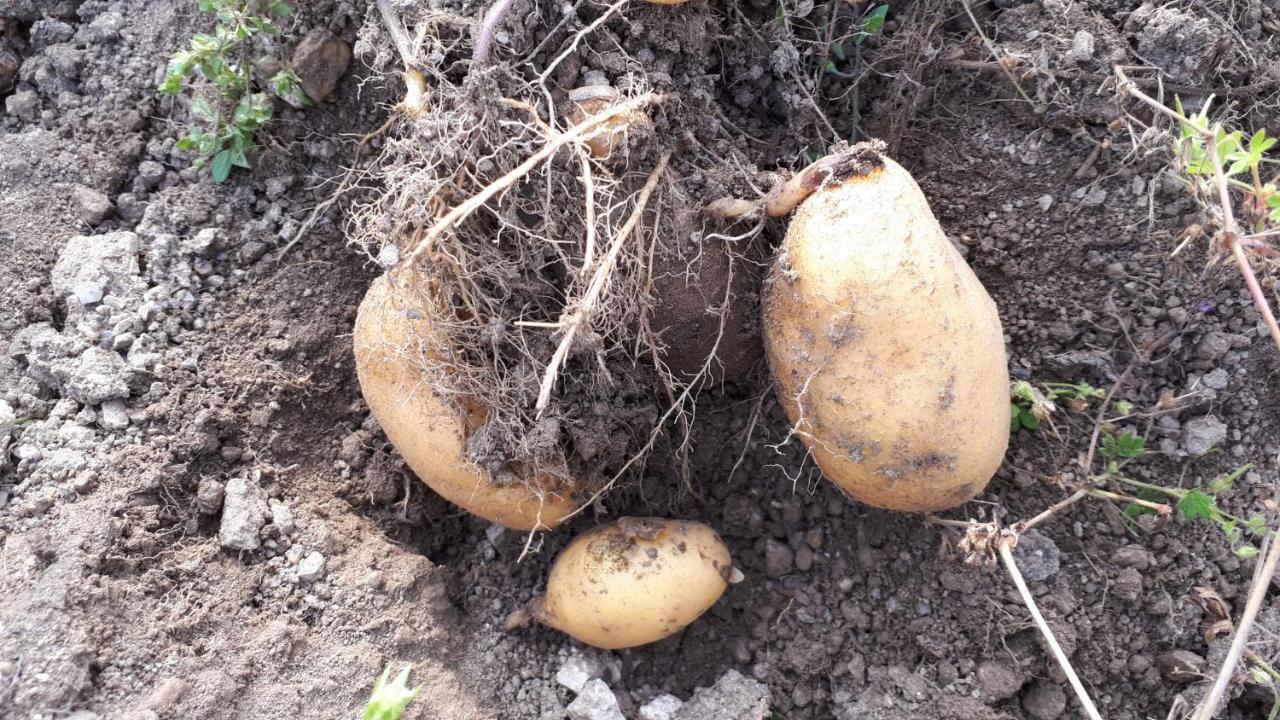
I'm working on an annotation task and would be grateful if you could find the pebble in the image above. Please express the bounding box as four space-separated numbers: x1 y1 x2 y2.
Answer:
1021 680 1067 720
794 545 814 572
218 475 268 551
976 660 1025 702
1183 415 1227 456
672 669 770 719
1037 194 1053 211
72 184 114 225
1201 367 1229 390
291 28 352 102
555 654 601 694
296 551 326 582
0 400 13 442
566 679 624 720
1012 530 1060 582
1155 650 1206 683
1111 544 1154 571
98 399 129 430
196 478 225 515
269 499 295 535
765 539 794 578
638 693 683 720
1114 567 1142 602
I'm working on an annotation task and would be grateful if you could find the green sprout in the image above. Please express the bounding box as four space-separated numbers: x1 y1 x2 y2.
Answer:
1173 95 1280 231
362 665 422 720
1116 465 1268 559
823 4 889 76
160 0 306 181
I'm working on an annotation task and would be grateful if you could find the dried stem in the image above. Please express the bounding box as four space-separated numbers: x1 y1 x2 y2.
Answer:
998 539 1104 720
473 0 516 65
399 92 667 269
534 152 672 414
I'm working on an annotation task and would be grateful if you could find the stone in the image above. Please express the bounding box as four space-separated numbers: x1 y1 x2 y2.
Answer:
1194 332 1232 362
64 348 132 404
1155 650 1205 683
555 654 602 694
976 660 1025 702
1202 368 1229 390
72 184 113 225
0 30 19 94
1063 30 1095 65
5 89 39 121
765 538 794 578
1114 567 1142 603
296 551 326 582
0 400 13 442
1183 415 1227 456
218 475 268 551
97 399 129 430
51 231 143 304
1111 544 1154 571
639 694 684 720
269 499 295 535
1012 530 1060 582
290 29 351 102
1021 680 1067 720
673 670 771 720
566 679 624 720
136 161 165 191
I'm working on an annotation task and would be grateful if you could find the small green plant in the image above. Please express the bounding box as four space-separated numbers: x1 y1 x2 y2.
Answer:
1009 379 1109 432
160 0 306 181
1172 96 1280 232
362 665 422 720
1116 465 1268 558
823 4 889 76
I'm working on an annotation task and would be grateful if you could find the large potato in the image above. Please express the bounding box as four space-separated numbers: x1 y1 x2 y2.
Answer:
762 152 1008 512
354 275 580 531
529 517 732 649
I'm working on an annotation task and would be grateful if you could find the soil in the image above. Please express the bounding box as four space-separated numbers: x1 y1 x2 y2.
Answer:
3 1 1279 720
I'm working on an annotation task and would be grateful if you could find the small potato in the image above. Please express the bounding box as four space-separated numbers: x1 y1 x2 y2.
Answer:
519 517 733 649
762 148 1009 512
568 86 652 159
354 275 580 531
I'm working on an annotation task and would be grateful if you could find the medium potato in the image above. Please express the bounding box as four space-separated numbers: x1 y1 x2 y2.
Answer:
524 517 733 649
762 151 1009 512
354 275 580 531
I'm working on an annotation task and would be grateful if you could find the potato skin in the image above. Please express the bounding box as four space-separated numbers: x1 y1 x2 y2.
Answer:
537 517 731 649
762 155 1009 512
354 275 580 531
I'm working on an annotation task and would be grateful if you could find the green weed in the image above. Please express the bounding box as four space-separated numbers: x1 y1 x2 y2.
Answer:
160 0 306 181
362 665 422 720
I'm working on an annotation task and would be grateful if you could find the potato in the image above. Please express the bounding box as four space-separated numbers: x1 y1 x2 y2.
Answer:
761 150 1009 512
567 86 652 159
354 275 581 531
519 517 733 649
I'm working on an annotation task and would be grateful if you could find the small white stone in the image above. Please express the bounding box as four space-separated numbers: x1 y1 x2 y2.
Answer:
270 500 296 535
377 244 400 268
297 551 326 582
566 679 623 720
285 543 306 564
1037 194 1054 212
73 283 104 305
98 399 130 430
638 693 684 720
555 654 601 694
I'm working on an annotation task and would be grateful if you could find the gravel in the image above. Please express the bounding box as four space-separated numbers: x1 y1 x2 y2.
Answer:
1182 415 1228 456
218 475 269 551
566 679 624 720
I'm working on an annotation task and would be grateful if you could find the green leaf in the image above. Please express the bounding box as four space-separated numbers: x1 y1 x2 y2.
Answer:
1101 432 1145 459
1235 545 1259 559
197 0 215 12
1113 400 1134 416
1018 407 1040 431
362 666 422 720
861 4 889 35
270 1 294 17
1176 489 1217 522
1010 406 1021 432
830 41 846 62
230 147 251 169
1208 464 1250 494
211 149 234 182
190 96 217 122
176 135 199 151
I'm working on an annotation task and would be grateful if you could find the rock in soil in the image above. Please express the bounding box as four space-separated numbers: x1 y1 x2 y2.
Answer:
639 694 684 720
1182 415 1227 456
976 660 1026 702
72 184 113 225
196 478 225 515
1012 529 1060 582
290 28 350 102
566 678 624 720
1021 680 1067 720
556 653 602 694
1156 650 1206 683
673 669 770 720
218 475 269 551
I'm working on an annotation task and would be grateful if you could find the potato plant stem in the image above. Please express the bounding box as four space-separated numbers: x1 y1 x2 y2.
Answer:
997 540 1104 720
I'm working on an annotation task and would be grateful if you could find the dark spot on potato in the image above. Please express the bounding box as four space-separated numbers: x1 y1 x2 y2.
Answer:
677 541 687 553
939 373 956 410
645 547 658 559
